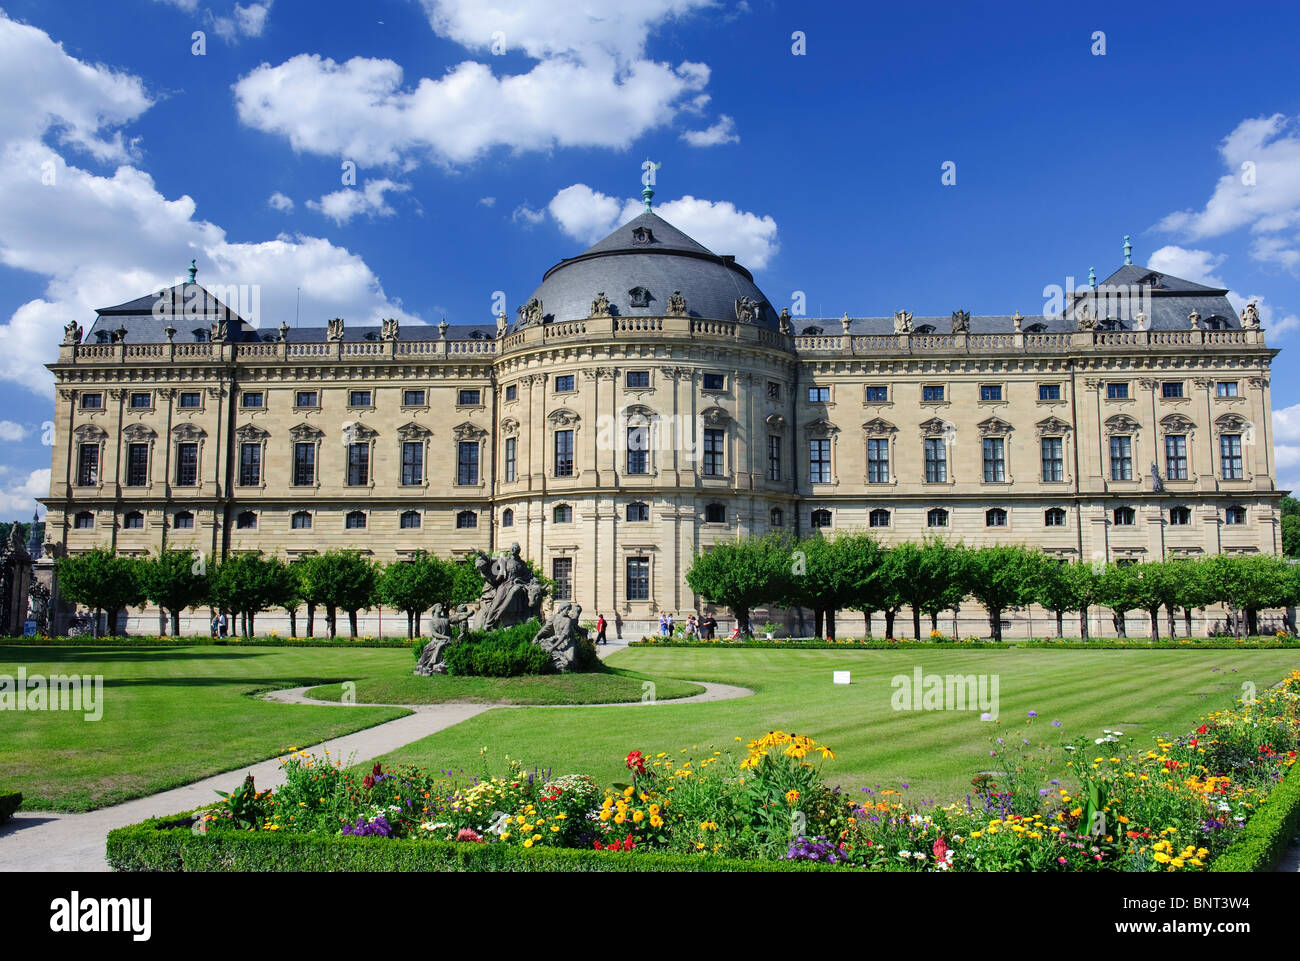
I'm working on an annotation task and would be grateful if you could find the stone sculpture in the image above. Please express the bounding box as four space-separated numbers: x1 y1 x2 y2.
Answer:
532 602 587 672
1242 302 1260 329
734 297 760 324
517 298 544 327
667 291 687 316
951 310 970 334
893 310 913 335
469 543 545 632
326 317 345 341
590 292 612 318
63 320 83 346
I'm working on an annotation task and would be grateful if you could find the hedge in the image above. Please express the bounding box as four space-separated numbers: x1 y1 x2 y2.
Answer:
0 791 20 823
1208 759 1300 873
1020 637 1300 650
629 636 1297 651
0 635 414 650
630 638 1011 650
105 813 863 872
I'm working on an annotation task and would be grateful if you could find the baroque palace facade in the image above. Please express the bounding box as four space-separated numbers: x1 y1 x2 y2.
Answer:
39 206 1282 636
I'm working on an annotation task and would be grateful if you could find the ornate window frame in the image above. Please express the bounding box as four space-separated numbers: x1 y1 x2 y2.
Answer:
73 424 108 490
122 423 158 489
1213 413 1252 482
977 416 1014 485
624 405 657 477
918 417 953 486
1104 414 1141 484
699 407 730 479
454 422 488 488
860 417 892 486
289 423 323 489
1035 416 1072 485
341 421 378 488
171 422 206 488
396 421 432 488
235 424 269 490
1158 413 1196 483
548 408 581 479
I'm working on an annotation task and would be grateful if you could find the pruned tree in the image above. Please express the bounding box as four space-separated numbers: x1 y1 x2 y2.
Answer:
137 548 210 635
55 548 145 636
297 550 379 638
686 534 792 636
960 545 1038 642
210 552 296 638
378 553 452 638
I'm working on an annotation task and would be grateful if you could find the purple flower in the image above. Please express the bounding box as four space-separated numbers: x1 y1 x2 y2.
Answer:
1052 719 1062 727
1027 710 1038 718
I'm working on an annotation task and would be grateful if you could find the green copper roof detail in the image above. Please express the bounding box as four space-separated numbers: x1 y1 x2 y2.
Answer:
188 259 197 283
1123 235 1132 265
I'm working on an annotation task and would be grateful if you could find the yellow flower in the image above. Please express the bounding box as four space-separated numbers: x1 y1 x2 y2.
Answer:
785 789 800 805
523 839 533 848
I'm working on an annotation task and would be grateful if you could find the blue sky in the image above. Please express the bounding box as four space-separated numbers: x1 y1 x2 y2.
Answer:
3 0 1300 518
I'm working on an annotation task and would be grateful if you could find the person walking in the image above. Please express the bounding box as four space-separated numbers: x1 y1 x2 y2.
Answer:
210 613 220 639
665 612 675 635
595 613 608 646
218 612 228 638
659 612 669 636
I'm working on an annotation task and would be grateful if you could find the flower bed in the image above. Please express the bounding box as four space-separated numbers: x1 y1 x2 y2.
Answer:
107 672 1300 872
0 790 21 822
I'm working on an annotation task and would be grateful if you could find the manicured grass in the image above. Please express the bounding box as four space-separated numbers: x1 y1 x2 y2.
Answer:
0 645 410 812
306 668 703 706
374 647 1300 803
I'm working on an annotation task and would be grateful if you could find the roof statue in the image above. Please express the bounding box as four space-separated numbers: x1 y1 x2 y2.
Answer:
1012 311 1023 332
327 317 345 341
1242 302 1260 329
734 296 761 324
666 290 687 316
380 317 400 341
951 309 970 334
517 297 543 327
63 320 83 346
590 292 612 318
779 307 792 335
1076 304 1097 331
496 310 508 337
1188 309 1201 330
893 310 913 335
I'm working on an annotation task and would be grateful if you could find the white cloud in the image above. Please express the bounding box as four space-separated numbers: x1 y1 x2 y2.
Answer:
212 1 274 41
477 196 496 208
512 203 546 227
0 421 28 441
307 179 409 226
543 183 779 269
1147 244 1299 339
681 113 738 147
0 468 51 517
1272 404 1300 491
267 190 294 212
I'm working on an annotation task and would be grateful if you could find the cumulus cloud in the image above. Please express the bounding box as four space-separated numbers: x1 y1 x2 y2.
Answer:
542 183 779 269
0 468 51 517
1147 244 1300 339
307 179 409 226
1272 403 1300 491
212 1 273 40
0 421 28 441
681 114 738 147
512 203 546 227
267 190 293 212
477 196 495 208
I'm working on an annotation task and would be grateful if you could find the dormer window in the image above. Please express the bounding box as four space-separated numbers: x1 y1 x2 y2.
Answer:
1024 323 1047 333
801 325 824 336
628 286 652 308
94 330 110 344
914 324 936 334
1139 272 1164 289
192 328 208 342
631 227 654 245
1205 315 1228 330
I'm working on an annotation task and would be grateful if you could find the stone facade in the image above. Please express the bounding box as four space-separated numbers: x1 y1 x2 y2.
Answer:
39 213 1284 637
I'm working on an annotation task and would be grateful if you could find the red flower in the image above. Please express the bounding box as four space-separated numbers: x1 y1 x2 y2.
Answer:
1189 738 1198 747
1196 724 1208 735
932 836 949 863
626 750 647 775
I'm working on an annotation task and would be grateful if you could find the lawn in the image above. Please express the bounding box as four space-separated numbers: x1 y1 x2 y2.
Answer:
305 667 702 705
373 647 1300 803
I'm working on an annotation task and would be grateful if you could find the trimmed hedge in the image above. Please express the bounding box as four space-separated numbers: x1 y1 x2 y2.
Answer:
0 791 20 822
105 813 861 872
630 638 1010 650
1019 638 1300 650
1209 760 1300 872
0 635 414 650
630 636 1298 651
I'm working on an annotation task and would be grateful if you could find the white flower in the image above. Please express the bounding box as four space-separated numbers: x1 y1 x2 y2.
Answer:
980 713 992 721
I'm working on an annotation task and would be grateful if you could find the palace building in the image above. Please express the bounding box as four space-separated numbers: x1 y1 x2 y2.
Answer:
38 198 1283 637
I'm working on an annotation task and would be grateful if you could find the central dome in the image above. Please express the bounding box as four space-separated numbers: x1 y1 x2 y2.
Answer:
521 211 778 329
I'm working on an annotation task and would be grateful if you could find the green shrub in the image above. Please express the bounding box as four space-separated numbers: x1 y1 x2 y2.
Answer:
1209 760 1300 872
0 791 21 822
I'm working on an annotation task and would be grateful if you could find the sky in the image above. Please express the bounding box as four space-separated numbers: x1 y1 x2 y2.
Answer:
2 0 1300 518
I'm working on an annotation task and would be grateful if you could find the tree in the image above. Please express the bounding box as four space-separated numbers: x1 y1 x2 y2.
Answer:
1129 562 1185 641
55 549 145 636
1096 563 1142 637
888 540 966 641
917 541 968 636
1029 555 1081 638
378 553 452 637
779 534 883 639
1205 554 1291 637
210 552 295 638
960 545 1038 642
137 549 210 635
686 534 792 636
296 550 379 638
1065 561 1102 639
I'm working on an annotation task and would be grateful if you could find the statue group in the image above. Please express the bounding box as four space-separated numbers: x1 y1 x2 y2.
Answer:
413 543 588 676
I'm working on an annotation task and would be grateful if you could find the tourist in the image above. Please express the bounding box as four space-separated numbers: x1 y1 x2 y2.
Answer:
210 613 219 639
658 612 669 636
595 613 608 646
218 612 228 638
685 614 697 637
665 612 675 635
701 614 716 640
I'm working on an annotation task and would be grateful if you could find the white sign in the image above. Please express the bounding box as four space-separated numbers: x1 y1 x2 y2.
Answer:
833 671 850 685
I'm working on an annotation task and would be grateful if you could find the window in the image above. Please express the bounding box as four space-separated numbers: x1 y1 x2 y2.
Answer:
402 389 426 406
504 437 517 482
291 511 312 530
767 381 781 400
866 385 888 403
1106 382 1129 400
555 375 575 393
980 384 1003 402
458 441 479 485
1169 506 1191 526
702 373 725 391
626 370 650 389
235 443 259 486
554 430 574 477
504 384 517 402
1165 435 1188 480
770 507 784 527
869 508 890 528
174 511 194 529
178 391 201 408
552 558 573 601
866 438 888 483
349 390 372 407
705 503 726 524
767 435 781 482
123 511 144 530
130 392 151 409
927 508 949 528
81 393 103 410
175 443 198 486
812 438 834 484
73 511 94 529
810 508 832 529
1113 506 1135 526
986 508 1008 527
76 444 100 485
295 390 318 408
982 437 1006 483
1109 436 1133 481
347 442 370 486
924 437 947 483
236 511 257 530
626 502 649 522
401 441 424 486
1038 384 1062 401
626 557 650 601
553 504 572 524
501 509 514 527
922 385 945 402
703 429 724 476
1040 437 1064 482
456 510 478 529
1220 434 1244 479
344 510 366 530
808 386 830 403
1161 381 1184 399
1216 381 1239 398
627 426 649 474
1225 505 1246 525
241 391 263 409
1045 508 1067 527
293 443 315 486
126 443 149 487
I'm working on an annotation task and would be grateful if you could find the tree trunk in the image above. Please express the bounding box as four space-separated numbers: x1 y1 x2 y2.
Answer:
912 607 922 642
1080 607 1089 640
1166 606 1177 638
826 609 836 641
736 606 750 635
813 609 824 639
1148 609 1159 641
171 610 182 636
1247 608 1259 638
1056 611 1064 637
415 611 422 635
863 610 872 637
989 608 1002 642
288 609 298 637
884 609 896 639
1184 608 1193 637
106 609 117 636
407 611 414 639
325 605 337 639
348 610 359 638
248 612 256 638
306 602 315 637
1114 612 1127 638
930 611 939 634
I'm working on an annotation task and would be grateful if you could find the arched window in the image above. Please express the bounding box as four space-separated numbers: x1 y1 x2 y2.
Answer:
914 324 936 334
706 503 726 524
1169 506 1191 526
291 511 312 530
73 511 95 529
236 511 257 530
1225 505 1246 526
553 504 572 524
1113 506 1135 526
400 510 421 529
1044 508 1067 527
123 511 144 529
501 508 514 527
173 511 194 529
985 508 1008 527
456 510 478 529
810 508 832 529
626 502 649 522
926 508 948 528
869 508 890 528
1024 322 1047 333
770 507 784 528
345 511 367 530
